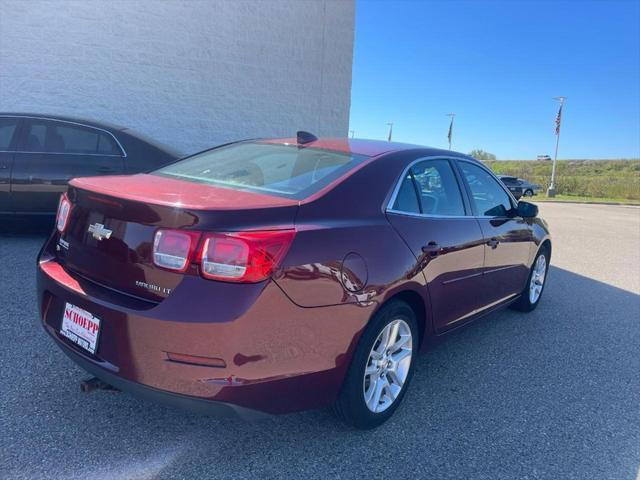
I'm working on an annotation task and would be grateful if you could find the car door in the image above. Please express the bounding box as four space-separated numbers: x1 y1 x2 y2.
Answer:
456 160 533 308
386 157 486 332
0 117 23 213
11 118 125 213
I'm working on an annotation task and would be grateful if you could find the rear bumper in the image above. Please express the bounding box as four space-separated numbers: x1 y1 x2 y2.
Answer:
51 333 269 419
37 247 375 415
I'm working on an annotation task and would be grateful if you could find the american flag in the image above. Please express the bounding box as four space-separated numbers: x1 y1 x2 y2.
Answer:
555 104 563 135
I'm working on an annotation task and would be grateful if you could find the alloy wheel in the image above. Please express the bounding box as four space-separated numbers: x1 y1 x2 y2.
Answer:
363 319 413 413
529 254 547 304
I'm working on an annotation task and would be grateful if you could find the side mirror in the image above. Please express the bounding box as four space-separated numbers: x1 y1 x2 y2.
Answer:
517 200 538 218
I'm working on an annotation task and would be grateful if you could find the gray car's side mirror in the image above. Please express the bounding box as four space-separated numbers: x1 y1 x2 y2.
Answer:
517 200 538 218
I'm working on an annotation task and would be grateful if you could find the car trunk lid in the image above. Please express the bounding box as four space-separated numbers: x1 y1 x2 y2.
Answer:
58 175 298 302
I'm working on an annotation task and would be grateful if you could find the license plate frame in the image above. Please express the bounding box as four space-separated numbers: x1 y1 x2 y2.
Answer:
60 303 101 355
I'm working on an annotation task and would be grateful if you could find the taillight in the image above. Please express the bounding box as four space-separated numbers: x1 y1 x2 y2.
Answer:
200 230 296 283
153 229 201 272
56 193 71 233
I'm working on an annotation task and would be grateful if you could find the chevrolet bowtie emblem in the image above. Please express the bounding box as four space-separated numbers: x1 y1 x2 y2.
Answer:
88 223 112 241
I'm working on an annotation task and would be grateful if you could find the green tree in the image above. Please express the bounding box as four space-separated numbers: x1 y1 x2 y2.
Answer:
469 149 497 161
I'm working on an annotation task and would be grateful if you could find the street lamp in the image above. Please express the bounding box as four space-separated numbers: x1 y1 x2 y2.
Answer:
547 96 566 197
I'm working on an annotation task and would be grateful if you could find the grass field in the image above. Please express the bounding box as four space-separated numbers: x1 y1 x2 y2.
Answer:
533 194 640 205
484 159 640 201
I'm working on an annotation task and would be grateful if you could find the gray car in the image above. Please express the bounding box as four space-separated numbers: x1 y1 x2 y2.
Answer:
0 113 181 215
518 178 542 197
497 175 541 198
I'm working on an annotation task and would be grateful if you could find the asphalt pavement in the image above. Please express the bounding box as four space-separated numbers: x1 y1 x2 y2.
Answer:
1 203 639 480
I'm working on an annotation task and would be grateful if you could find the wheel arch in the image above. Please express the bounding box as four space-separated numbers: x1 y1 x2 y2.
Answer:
540 238 552 260
373 288 429 349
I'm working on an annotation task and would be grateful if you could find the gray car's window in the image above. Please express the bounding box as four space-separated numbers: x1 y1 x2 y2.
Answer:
24 120 121 155
26 124 46 150
410 159 465 216
0 118 18 150
97 134 120 155
460 162 513 217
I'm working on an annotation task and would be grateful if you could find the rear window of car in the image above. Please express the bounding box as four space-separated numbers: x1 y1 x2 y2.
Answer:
153 142 369 199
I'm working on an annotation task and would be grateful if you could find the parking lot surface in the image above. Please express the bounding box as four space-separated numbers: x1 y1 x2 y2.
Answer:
1 203 639 480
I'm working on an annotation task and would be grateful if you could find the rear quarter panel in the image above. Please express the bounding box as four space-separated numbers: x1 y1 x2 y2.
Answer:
274 150 431 321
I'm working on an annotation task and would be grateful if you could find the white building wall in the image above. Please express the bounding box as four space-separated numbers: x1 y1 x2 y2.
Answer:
0 0 354 154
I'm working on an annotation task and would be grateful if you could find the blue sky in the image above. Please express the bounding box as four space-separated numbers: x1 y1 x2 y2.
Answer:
349 0 640 159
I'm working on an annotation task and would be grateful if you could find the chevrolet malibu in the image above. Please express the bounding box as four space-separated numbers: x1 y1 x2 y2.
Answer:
37 132 551 429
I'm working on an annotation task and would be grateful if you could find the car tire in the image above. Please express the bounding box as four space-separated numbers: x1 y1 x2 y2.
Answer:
511 245 550 312
333 299 418 429
524 189 534 197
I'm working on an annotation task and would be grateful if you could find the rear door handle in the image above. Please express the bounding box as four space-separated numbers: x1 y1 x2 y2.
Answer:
422 241 442 257
98 166 115 173
487 237 500 249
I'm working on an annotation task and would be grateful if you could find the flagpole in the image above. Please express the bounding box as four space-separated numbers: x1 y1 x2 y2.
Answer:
446 113 455 150
548 96 565 198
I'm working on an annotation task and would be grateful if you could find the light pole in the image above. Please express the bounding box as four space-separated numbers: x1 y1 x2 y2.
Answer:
547 96 566 197
446 113 456 150
386 123 393 142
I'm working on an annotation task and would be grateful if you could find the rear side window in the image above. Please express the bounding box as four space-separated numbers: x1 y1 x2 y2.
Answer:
0 118 18 150
96 134 120 154
460 162 513 217
410 159 465 216
392 173 421 213
154 142 368 200
390 158 466 216
26 124 46 150
23 120 122 155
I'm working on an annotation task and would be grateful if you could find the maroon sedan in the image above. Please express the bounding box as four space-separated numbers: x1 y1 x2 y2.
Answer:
37 132 551 429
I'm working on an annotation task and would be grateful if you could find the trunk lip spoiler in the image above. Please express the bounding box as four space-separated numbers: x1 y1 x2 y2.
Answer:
68 175 300 211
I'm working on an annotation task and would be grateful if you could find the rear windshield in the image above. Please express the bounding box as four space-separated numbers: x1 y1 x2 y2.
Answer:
153 142 368 199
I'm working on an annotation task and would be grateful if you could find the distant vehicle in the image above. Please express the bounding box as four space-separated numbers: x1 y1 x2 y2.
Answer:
497 175 524 199
519 179 542 197
537 155 552 161
497 176 541 198
0 113 181 215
